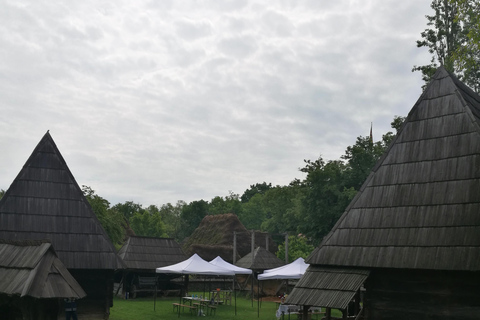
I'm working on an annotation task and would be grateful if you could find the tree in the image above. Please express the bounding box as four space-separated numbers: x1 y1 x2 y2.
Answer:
129 205 168 238
158 201 185 240
178 200 209 241
241 182 273 203
276 234 315 263
413 0 479 91
82 185 125 247
111 201 143 221
452 0 480 91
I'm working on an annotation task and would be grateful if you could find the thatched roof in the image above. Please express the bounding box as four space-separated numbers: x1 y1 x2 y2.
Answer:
0 132 123 270
118 236 186 271
0 239 86 299
307 67 480 271
235 246 284 271
182 213 278 262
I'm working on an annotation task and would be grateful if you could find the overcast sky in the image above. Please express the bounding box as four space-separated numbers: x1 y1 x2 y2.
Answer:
0 0 433 207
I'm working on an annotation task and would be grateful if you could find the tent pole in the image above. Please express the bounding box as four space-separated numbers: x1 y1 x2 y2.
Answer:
234 276 237 316
257 275 259 318
154 275 157 311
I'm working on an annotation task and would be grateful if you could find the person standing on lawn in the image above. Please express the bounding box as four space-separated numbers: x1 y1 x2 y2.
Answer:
64 298 78 320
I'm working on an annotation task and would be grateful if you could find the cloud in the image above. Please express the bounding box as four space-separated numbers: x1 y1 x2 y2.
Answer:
0 0 433 206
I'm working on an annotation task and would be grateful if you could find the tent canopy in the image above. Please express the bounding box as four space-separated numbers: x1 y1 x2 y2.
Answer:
258 257 309 280
156 253 235 276
209 256 252 275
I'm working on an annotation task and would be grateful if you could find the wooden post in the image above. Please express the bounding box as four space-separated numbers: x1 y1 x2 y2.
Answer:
251 230 255 267
284 233 288 263
326 307 331 320
266 233 269 252
342 308 347 320
302 305 309 320
233 231 237 264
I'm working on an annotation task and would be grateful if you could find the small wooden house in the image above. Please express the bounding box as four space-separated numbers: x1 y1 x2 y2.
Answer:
0 132 124 319
117 236 186 297
286 67 480 319
0 239 86 320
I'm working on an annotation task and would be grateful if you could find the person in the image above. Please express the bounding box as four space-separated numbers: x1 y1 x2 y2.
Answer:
64 298 78 320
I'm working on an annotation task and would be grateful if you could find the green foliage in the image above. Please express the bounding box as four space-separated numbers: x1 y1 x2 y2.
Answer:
240 182 273 203
178 200 209 241
0 189 5 200
413 0 479 91
208 192 242 215
111 201 143 221
158 201 185 239
276 234 315 263
82 185 125 247
129 205 168 238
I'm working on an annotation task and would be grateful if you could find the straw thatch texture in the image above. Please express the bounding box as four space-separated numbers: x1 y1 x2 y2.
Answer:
286 266 369 309
307 67 480 271
235 247 284 271
0 132 123 270
0 239 86 299
118 236 186 271
182 213 277 262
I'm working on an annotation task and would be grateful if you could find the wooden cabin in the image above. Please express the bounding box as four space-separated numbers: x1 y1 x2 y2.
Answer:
0 132 124 319
0 239 86 320
117 236 186 298
286 67 480 319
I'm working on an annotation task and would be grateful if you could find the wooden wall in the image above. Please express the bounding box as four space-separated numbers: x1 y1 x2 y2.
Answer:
364 269 480 320
68 269 114 320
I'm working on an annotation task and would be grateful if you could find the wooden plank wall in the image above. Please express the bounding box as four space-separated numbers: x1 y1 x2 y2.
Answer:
365 269 480 320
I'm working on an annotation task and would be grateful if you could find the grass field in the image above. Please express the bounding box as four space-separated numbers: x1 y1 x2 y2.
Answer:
109 292 341 320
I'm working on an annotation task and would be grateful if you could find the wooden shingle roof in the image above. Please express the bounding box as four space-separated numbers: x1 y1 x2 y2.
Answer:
307 67 480 271
286 267 369 309
235 247 284 271
0 239 86 299
118 236 186 270
0 132 123 270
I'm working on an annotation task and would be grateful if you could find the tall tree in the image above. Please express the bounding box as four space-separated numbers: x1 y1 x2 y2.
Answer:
82 185 125 247
413 0 479 91
178 200 209 241
240 182 273 203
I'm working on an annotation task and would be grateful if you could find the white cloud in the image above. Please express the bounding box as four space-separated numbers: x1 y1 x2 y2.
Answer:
0 0 433 206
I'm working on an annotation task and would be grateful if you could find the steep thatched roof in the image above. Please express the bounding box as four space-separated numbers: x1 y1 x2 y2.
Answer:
307 67 480 271
235 246 284 271
0 132 123 270
0 239 86 299
182 213 278 262
118 236 186 271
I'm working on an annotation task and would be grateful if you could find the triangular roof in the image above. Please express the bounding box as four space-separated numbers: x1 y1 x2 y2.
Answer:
258 257 309 280
118 236 187 270
0 132 123 270
235 247 285 270
209 256 252 274
156 253 235 275
307 66 480 271
0 239 86 299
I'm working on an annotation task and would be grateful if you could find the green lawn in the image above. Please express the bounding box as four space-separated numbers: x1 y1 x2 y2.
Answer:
109 292 343 320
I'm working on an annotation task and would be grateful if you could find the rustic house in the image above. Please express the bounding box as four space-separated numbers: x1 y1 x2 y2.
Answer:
286 67 480 319
117 236 186 298
182 213 278 262
0 132 124 319
0 239 86 320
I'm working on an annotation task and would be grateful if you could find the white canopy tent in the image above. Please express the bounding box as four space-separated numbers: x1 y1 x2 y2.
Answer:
209 256 252 315
209 256 252 275
156 253 235 276
258 257 309 280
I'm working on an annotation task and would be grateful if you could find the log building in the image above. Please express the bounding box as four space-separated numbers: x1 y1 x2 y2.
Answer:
286 67 480 319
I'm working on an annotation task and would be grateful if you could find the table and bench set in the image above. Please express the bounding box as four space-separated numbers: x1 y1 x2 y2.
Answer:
172 291 231 316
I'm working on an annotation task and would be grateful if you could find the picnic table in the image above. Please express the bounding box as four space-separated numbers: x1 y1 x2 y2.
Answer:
210 290 232 305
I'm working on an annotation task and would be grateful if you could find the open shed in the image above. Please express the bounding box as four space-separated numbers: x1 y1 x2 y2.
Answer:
286 67 480 319
117 236 187 298
0 239 86 320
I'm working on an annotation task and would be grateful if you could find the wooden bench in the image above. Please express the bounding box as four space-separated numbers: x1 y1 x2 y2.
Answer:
172 303 198 315
207 305 217 316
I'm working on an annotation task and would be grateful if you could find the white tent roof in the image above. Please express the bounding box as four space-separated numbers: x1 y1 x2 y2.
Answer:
209 256 252 275
257 257 309 280
156 254 235 276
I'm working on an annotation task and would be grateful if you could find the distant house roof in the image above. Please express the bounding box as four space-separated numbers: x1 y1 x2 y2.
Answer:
0 239 86 299
307 67 480 272
235 247 284 271
118 236 186 271
0 132 123 270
